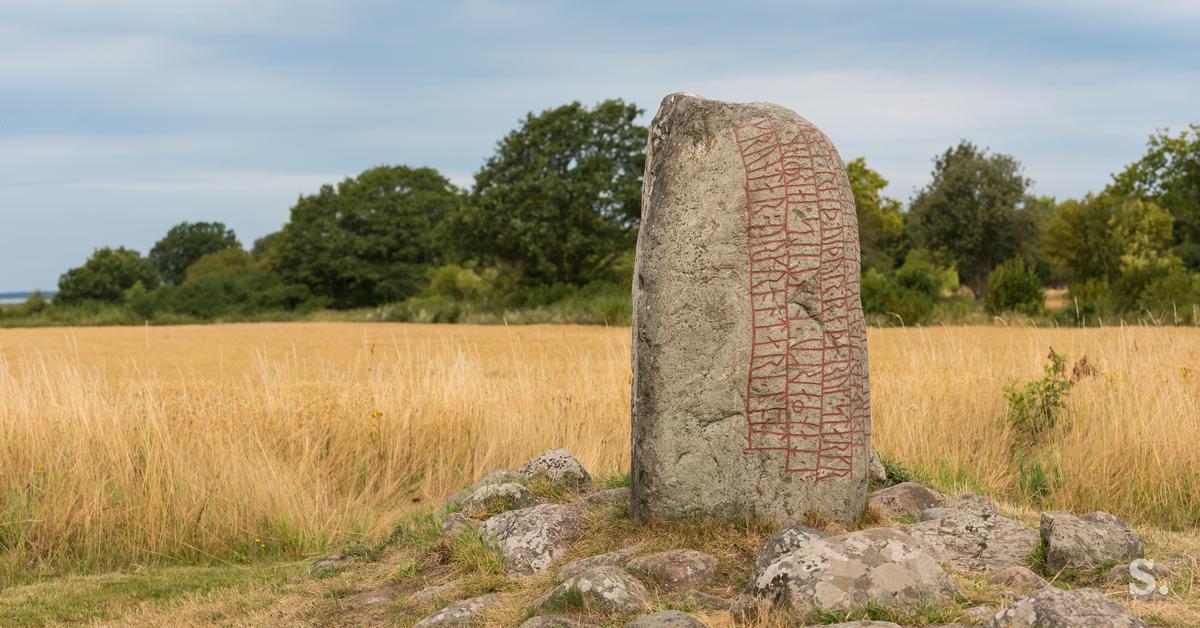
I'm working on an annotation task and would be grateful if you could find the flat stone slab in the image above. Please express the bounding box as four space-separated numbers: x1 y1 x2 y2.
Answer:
535 566 651 614
985 587 1148 627
558 548 640 580
907 511 1039 572
747 527 957 614
413 593 504 627
626 549 718 592
631 92 870 524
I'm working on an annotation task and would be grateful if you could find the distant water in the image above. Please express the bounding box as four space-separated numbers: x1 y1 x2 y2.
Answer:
0 297 24 305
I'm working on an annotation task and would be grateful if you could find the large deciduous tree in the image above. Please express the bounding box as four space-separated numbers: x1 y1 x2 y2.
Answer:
273 166 462 308
56 247 160 304
1109 124 1200 270
846 157 906 272
149 221 240 285
453 99 646 286
907 141 1036 295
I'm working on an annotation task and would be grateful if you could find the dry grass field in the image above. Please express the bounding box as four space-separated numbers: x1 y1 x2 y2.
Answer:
1 322 1199 613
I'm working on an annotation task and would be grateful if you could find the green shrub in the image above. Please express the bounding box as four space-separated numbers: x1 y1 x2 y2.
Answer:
1004 350 1070 446
985 258 1043 316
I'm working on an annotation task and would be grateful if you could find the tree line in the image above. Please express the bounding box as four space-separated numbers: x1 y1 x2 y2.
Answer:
7 99 1199 326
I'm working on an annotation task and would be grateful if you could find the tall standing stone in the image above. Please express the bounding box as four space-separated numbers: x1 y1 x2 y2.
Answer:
631 93 870 523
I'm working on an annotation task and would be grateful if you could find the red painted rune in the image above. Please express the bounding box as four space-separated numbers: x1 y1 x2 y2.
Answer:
734 117 870 481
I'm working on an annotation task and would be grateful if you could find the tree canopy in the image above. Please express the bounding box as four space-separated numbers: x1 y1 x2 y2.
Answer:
56 247 160 304
273 165 463 308
907 141 1035 294
452 99 646 286
846 157 905 272
149 221 240 285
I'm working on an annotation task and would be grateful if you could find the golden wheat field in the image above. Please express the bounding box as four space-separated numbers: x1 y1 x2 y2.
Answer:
1 322 1199 585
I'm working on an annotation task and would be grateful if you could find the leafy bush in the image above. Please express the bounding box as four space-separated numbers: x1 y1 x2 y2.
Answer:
1004 349 1070 446
860 250 958 325
984 258 1043 316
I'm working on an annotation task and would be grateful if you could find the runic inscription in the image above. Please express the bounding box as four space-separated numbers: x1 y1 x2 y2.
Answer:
734 118 870 481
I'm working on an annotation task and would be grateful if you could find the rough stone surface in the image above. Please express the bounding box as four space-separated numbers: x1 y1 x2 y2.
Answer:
309 554 343 572
1106 560 1171 585
535 566 651 614
627 549 719 592
441 469 526 515
520 616 601 628
481 504 586 576
917 507 958 522
677 589 731 611
985 587 1148 627
747 527 956 613
868 451 888 485
987 565 1048 589
946 493 997 516
624 610 706 627
1040 511 1144 571
413 593 504 628
631 93 871 524
907 512 1040 572
964 605 999 621
558 548 641 580
577 487 631 510
751 523 830 580
412 579 463 605
458 482 542 519
868 482 944 519
441 512 480 536
522 449 592 491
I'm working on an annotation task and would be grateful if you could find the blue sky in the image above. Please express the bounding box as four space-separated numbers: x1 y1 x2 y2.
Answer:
2 0 1198 291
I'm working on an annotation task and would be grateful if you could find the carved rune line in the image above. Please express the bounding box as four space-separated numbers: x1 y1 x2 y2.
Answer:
734 117 870 481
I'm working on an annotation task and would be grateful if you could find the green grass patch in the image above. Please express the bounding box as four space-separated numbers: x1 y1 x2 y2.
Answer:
0 561 303 625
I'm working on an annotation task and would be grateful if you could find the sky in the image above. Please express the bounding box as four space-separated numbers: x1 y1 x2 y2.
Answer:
1 1 1198 292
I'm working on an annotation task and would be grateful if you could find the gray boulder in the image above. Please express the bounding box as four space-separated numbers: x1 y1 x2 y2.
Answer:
458 482 542 519
747 527 957 613
558 548 641 580
750 523 830 580
441 512 480 536
441 469 526 515
577 487 631 510
522 449 592 491
907 512 1040 572
624 610 705 627
627 549 719 592
631 93 871 525
413 593 505 627
521 616 601 628
1040 511 1144 571
868 482 944 519
946 492 998 516
868 451 888 485
308 554 343 572
481 504 587 576
1106 560 1171 585
985 587 1148 627
987 565 1048 589
917 507 958 522
535 566 651 614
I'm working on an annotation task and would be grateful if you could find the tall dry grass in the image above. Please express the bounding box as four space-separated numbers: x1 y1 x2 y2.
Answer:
1 322 1198 584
